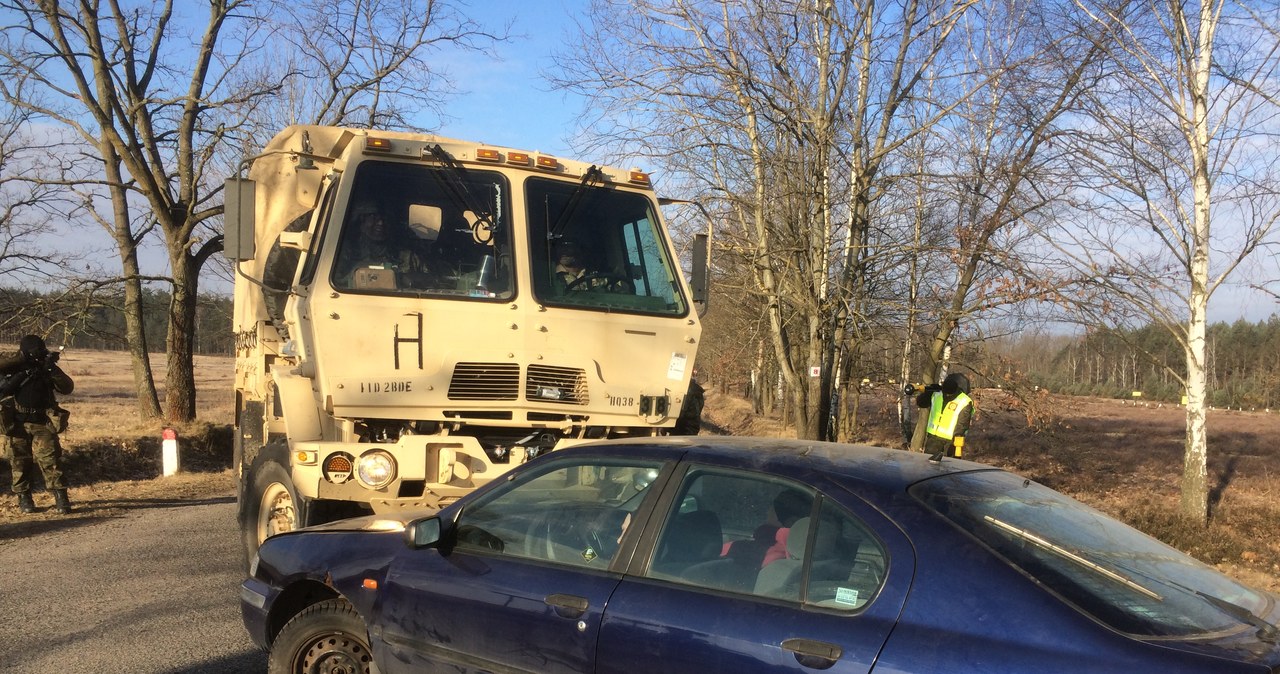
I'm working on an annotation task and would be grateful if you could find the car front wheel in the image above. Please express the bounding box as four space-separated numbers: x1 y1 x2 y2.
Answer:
268 598 378 674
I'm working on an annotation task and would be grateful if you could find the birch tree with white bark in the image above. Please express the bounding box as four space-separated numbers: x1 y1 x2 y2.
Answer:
1049 0 1280 523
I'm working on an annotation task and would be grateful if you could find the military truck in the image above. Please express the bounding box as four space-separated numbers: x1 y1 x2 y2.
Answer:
224 125 707 562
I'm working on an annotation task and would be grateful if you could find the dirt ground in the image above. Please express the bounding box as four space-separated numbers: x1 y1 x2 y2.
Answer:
1 350 1276 593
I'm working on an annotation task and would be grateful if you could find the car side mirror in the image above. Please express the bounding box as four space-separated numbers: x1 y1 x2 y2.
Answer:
405 516 442 549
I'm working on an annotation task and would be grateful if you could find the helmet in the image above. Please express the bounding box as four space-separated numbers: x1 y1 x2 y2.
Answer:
19 334 47 362
942 372 970 396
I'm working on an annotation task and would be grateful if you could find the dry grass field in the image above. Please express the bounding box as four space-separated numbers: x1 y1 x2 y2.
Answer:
1 348 1276 594
0 349 237 530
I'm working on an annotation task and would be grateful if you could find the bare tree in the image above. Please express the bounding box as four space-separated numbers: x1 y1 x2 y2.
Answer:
274 0 501 129
903 2 1105 448
555 0 979 440
0 0 502 421
1048 0 1280 523
0 95 82 337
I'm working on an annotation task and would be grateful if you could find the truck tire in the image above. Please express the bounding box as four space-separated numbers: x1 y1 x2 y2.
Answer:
267 598 377 674
240 447 309 569
672 378 704 435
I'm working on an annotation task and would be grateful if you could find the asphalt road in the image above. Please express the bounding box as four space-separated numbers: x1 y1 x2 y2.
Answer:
0 497 266 673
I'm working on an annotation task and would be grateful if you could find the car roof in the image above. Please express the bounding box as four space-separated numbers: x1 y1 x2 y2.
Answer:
567 435 990 491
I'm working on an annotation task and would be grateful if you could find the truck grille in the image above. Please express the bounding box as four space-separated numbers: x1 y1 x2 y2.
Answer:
448 362 520 400
526 365 588 405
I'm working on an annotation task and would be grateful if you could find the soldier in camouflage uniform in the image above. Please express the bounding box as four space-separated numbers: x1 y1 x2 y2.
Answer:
0 335 74 514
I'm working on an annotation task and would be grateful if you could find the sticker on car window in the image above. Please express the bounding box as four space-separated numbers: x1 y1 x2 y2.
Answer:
835 587 860 606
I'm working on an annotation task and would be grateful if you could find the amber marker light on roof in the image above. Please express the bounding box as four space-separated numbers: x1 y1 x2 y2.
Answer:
536 155 559 170
365 137 392 152
629 170 651 186
476 148 501 162
507 151 531 165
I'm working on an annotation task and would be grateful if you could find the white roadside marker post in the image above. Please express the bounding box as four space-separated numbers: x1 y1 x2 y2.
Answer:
162 427 180 477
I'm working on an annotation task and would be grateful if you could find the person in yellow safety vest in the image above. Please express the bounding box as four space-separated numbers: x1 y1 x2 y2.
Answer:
915 372 974 460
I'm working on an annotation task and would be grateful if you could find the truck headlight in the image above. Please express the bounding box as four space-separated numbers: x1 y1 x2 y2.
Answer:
356 450 396 490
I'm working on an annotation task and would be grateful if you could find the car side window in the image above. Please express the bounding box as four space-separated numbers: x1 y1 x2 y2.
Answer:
452 458 663 569
646 469 815 597
646 468 888 611
798 499 889 612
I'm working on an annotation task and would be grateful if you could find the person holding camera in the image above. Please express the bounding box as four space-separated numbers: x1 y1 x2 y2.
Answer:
0 335 74 514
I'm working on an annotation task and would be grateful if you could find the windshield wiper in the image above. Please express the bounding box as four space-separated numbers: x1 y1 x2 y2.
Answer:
547 165 605 241
1195 591 1280 643
984 516 1163 601
425 144 500 244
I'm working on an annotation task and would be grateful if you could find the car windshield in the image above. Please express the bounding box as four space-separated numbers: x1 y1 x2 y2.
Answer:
527 177 687 316
911 470 1274 638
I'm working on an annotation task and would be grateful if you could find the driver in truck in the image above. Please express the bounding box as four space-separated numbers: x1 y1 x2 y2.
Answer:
553 241 631 294
553 241 590 292
335 202 430 290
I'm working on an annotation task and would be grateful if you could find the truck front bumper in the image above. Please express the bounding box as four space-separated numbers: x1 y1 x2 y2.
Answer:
288 435 534 511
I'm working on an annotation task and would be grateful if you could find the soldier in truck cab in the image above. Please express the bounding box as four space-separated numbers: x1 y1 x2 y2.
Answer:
552 241 632 294
334 202 430 290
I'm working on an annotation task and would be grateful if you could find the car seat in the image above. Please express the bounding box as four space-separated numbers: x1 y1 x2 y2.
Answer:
652 510 723 578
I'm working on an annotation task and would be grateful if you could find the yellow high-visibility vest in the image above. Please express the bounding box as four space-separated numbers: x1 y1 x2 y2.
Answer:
926 391 972 440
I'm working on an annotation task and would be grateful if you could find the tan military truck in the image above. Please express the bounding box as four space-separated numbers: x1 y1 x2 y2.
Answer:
224 125 707 562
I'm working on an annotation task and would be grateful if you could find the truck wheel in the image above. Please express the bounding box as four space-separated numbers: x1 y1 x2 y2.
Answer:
268 598 376 674
672 378 705 435
241 457 308 568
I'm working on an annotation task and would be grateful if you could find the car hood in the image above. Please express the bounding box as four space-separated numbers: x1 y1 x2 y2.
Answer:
301 507 441 534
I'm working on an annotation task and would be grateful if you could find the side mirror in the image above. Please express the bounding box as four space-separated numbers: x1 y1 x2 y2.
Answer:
223 177 257 261
691 232 709 317
404 516 442 549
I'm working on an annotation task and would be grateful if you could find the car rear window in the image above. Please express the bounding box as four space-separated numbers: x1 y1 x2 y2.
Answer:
911 470 1273 638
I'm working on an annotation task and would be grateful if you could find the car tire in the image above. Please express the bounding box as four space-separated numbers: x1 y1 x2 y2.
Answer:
239 444 308 570
267 598 377 674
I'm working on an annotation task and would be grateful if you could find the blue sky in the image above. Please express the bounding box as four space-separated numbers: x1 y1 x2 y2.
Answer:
429 0 586 158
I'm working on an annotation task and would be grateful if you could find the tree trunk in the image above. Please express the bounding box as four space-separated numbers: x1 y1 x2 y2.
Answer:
102 142 162 419
1182 313 1209 523
1179 0 1215 526
165 253 199 421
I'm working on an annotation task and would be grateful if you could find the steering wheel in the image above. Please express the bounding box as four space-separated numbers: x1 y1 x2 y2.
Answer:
523 514 559 561
565 271 632 293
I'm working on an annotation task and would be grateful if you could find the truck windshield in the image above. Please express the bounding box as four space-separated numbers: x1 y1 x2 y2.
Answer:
911 470 1274 638
331 161 513 300
527 177 688 316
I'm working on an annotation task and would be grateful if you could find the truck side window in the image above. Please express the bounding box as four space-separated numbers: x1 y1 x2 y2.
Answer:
262 211 312 330
297 183 338 286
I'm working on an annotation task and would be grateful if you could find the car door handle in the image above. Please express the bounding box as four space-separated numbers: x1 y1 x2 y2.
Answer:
544 593 589 619
782 638 842 670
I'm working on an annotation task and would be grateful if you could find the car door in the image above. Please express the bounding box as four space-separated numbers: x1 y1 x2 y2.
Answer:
369 453 673 674
596 465 914 673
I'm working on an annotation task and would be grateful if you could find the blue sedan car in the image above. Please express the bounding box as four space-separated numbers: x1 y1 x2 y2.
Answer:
241 437 1280 673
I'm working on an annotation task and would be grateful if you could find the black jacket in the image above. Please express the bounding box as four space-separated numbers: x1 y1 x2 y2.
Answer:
0 350 73 411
